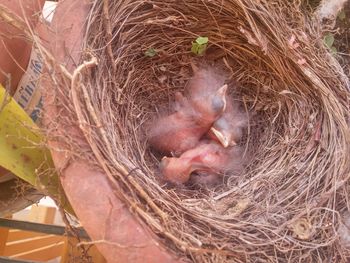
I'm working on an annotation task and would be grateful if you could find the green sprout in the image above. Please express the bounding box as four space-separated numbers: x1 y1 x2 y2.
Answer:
191 36 208 55
145 48 157 57
323 33 337 54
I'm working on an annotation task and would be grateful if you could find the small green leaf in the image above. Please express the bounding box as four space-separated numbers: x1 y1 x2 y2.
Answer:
330 46 337 54
191 36 209 55
324 33 334 48
195 36 208 45
191 42 199 54
338 9 346 21
197 43 208 55
191 42 208 56
145 48 157 57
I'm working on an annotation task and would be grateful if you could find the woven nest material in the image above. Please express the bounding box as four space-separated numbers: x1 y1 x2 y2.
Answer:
52 0 350 262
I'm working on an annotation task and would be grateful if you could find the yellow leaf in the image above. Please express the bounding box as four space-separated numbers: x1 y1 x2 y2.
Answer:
0 85 73 213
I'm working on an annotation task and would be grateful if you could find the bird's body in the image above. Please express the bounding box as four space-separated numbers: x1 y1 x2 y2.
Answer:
147 110 208 156
208 96 247 147
187 64 247 147
147 86 227 156
160 140 243 184
186 66 228 118
148 63 248 187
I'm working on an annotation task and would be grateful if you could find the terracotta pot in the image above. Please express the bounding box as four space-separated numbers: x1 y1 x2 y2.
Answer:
40 2 180 263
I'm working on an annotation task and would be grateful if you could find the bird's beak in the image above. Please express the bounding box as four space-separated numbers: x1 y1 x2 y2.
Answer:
159 157 169 169
210 127 236 148
216 84 228 111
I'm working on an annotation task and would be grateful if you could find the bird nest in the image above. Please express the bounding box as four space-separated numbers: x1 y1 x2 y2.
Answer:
53 0 350 262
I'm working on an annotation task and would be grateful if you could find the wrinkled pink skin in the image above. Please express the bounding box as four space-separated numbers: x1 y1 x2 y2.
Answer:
207 95 248 147
160 141 243 184
147 86 227 156
187 65 247 147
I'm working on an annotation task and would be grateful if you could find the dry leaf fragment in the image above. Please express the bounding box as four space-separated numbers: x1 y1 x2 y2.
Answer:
290 218 314 240
225 198 250 216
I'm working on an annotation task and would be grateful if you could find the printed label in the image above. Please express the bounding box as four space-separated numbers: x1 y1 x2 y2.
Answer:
13 47 44 123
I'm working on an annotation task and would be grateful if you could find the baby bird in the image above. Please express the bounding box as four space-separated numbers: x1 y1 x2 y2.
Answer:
147 90 227 156
187 64 247 147
186 65 228 119
159 140 243 185
208 96 248 147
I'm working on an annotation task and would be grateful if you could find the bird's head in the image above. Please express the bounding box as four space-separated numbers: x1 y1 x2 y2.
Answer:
210 118 237 148
159 156 192 184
